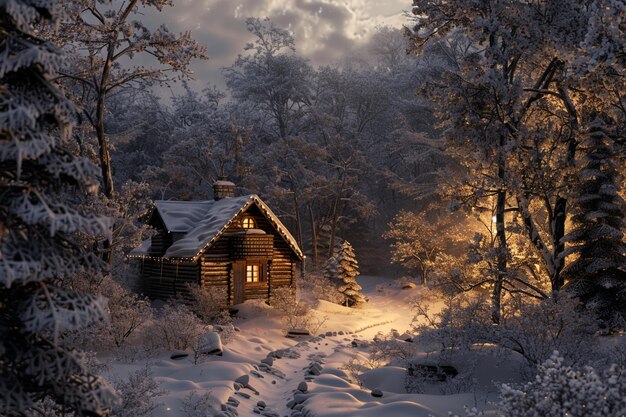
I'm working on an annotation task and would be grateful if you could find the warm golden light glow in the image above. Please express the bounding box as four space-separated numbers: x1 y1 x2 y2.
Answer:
246 264 260 282
242 217 256 229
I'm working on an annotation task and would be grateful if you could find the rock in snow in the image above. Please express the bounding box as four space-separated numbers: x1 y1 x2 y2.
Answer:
297 381 308 392
197 331 223 355
169 351 189 360
371 388 384 398
235 375 250 385
287 328 311 337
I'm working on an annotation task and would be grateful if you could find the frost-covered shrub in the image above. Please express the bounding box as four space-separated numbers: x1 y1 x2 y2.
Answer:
103 276 153 349
342 355 370 387
499 295 599 368
61 276 153 353
180 391 218 417
111 366 166 417
498 351 626 417
212 310 236 345
411 290 600 371
148 303 204 351
301 272 344 304
369 332 419 367
185 283 229 322
271 286 327 334
411 291 493 352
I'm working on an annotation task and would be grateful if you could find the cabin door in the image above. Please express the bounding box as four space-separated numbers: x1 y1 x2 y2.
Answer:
232 261 245 304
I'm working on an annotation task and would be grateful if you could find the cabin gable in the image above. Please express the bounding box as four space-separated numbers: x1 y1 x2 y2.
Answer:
200 203 297 305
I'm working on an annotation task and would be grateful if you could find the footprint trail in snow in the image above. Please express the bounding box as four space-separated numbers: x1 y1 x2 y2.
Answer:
220 333 348 417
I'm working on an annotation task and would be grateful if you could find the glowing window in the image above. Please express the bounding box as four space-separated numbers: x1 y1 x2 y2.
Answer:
246 265 260 283
242 217 256 229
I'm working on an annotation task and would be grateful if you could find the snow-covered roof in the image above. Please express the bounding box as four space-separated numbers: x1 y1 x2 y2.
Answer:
129 195 303 261
153 200 214 233
214 180 235 186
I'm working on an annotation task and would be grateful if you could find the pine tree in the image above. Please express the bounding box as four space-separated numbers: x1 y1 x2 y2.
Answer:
323 255 339 280
563 118 626 326
333 241 365 307
0 1 118 415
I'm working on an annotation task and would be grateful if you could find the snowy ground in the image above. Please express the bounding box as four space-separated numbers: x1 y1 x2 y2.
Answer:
104 276 523 417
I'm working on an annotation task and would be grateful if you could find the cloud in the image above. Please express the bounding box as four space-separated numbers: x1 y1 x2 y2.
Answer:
139 0 409 93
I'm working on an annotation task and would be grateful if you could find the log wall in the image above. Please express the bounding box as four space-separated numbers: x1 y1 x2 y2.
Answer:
200 237 232 303
141 259 199 300
149 229 172 256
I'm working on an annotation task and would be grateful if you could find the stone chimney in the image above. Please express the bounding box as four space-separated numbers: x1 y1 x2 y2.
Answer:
213 177 235 200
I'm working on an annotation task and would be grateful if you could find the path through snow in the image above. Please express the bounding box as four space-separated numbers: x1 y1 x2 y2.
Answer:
223 333 352 417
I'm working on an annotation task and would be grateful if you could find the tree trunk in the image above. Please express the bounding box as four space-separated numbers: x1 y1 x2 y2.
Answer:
551 196 566 295
96 92 114 198
292 190 303 251
550 81 579 296
328 174 347 259
420 266 428 286
328 195 340 259
492 143 508 324
95 39 117 199
95 42 116 263
308 202 318 267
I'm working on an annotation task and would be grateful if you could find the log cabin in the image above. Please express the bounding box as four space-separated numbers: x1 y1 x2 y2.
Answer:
129 180 304 305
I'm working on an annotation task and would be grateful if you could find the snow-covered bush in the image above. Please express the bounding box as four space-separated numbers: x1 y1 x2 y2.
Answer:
498 351 626 417
212 310 236 345
185 283 229 322
369 332 419 367
180 391 218 417
499 295 599 368
342 355 369 387
411 291 493 352
61 275 153 354
111 366 166 417
148 303 204 351
411 290 600 371
103 276 153 349
301 271 344 304
271 286 327 334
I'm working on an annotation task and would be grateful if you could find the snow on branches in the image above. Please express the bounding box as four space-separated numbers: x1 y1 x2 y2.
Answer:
0 0 117 415
325 240 365 307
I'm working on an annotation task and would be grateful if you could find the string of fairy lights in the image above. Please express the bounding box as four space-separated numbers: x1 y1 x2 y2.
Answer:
127 195 305 264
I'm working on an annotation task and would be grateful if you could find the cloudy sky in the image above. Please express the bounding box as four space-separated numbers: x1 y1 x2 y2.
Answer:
144 0 410 90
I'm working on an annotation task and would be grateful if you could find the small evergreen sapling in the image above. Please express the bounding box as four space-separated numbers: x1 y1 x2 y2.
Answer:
0 1 117 415
563 118 626 326
328 241 365 307
323 256 340 283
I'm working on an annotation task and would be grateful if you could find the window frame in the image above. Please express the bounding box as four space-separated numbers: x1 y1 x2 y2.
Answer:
241 216 256 229
245 262 265 285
